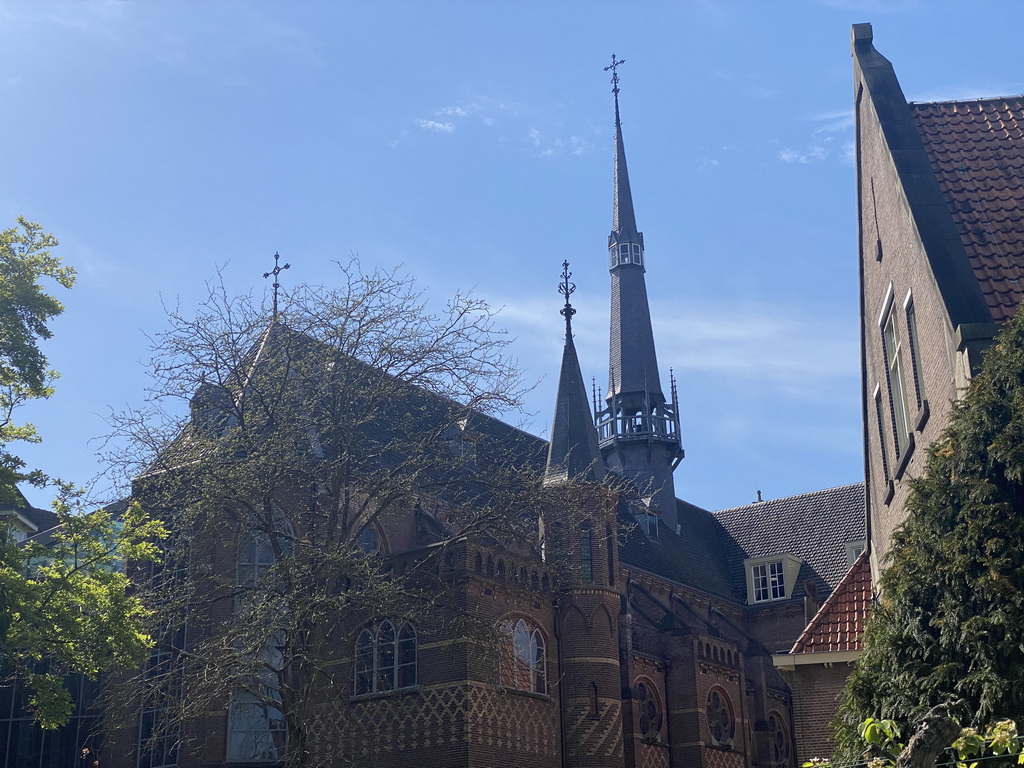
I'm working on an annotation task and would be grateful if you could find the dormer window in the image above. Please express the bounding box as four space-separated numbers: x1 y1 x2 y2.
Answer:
744 554 802 603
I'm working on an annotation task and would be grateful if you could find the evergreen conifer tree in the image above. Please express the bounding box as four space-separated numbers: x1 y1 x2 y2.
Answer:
837 311 1024 756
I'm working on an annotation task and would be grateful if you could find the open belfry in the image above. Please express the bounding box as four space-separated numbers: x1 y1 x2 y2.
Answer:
94 56 870 768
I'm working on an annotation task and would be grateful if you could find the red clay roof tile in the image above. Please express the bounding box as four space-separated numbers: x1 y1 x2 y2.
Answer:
911 97 1024 322
790 550 871 654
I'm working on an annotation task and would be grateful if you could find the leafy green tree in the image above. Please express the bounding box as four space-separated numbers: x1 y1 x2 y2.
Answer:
0 499 165 728
837 310 1024 756
0 217 75 502
0 218 164 728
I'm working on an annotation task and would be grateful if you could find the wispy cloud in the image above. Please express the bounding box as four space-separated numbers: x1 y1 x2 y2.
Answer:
415 119 456 134
405 97 596 157
779 108 856 166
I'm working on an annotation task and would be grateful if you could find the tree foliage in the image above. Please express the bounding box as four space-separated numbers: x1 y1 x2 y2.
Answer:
0 218 164 729
837 310 1024 756
112 262 560 767
0 499 165 728
0 217 75 502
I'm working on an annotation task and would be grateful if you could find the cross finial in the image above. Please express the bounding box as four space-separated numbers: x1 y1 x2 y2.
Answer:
262 252 291 320
558 260 577 337
604 54 625 119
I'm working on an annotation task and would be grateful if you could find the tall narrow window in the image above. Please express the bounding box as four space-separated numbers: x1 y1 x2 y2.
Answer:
580 524 593 583
905 297 925 410
229 519 292 763
606 524 615 587
874 387 891 483
500 619 546 693
882 302 910 457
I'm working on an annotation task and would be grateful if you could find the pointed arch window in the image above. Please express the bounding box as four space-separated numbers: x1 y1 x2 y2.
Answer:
500 618 546 693
354 620 417 695
635 681 662 740
768 711 790 765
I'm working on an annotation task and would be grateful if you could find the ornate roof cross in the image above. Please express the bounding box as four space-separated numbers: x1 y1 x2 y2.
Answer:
263 252 291 320
604 54 625 118
559 260 577 337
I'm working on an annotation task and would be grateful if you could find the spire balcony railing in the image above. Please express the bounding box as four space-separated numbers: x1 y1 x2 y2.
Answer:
595 409 680 444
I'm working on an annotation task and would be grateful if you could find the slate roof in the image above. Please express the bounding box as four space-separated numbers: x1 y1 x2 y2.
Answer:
618 498 739 601
712 483 865 602
545 329 605 484
790 550 871 654
911 97 1024 322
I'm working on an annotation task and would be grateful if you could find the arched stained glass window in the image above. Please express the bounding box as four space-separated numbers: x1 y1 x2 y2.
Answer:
635 681 662 740
353 620 417 696
706 687 735 747
768 712 790 764
500 618 546 693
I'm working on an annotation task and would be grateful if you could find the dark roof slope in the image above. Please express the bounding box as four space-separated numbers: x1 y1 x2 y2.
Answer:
712 483 865 601
911 98 1024 322
619 498 739 601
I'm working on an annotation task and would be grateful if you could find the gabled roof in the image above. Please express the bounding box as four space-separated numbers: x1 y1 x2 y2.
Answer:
790 550 871 654
851 23 993 330
712 483 865 601
910 97 1024 322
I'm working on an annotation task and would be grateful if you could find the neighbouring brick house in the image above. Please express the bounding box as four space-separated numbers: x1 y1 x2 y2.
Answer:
852 22 1024 578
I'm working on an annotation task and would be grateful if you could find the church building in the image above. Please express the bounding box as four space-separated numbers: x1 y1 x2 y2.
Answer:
3 58 884 768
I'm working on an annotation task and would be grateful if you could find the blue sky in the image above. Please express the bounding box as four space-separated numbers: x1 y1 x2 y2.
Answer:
4 1 1023 511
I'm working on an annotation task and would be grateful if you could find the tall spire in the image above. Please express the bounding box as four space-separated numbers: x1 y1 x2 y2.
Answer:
594 56 683 526
607 54 638 241
545 262 604 485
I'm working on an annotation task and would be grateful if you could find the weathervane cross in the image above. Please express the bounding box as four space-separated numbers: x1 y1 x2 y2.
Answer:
559 260 577 336
604 54 625 114
263 252 291 319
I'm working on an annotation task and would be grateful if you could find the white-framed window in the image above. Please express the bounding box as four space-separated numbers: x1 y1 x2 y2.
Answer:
353 620 417 695
744 554 802 603
879 287 910 457
500 618 546 693
845 540 866 564
752 561 785 601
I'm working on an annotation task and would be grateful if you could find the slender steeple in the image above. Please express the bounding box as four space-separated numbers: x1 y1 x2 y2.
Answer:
595 55 683 527
545 262 605 485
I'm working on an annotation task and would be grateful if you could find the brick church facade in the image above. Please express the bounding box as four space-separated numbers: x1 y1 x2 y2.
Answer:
3 61 882 768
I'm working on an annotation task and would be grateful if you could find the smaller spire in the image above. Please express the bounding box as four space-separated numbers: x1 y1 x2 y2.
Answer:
545 262 605 485
263 252 291 320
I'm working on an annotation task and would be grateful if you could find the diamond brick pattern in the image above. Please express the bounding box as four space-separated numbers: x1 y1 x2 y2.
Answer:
911 98 1024 322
